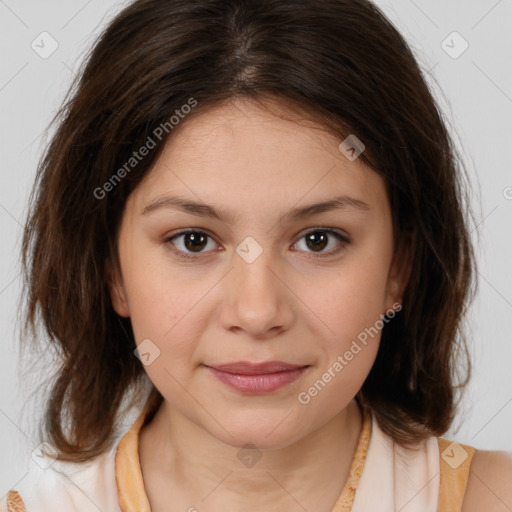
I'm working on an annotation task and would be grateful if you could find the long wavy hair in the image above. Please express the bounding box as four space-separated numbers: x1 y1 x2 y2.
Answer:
19 0 476 462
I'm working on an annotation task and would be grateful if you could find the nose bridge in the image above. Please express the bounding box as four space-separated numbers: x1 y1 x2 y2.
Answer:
220 234 294 334
233 234 279 298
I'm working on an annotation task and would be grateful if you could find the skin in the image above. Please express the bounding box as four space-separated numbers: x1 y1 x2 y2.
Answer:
107 97 415 511
462 450 512 511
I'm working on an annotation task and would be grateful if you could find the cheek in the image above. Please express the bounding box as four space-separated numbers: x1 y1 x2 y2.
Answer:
296 271 386 412
121 256 205 361
305 255 391 345
126 273 205 400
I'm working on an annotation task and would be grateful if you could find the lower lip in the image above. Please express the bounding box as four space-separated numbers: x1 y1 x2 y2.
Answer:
205 366 308 393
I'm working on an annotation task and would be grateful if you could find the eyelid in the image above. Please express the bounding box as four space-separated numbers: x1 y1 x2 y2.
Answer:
295 226 351 244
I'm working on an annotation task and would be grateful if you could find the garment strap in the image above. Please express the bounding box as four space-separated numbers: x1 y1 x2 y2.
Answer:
331 407 372 511
6 490 26 512
437 438 476 512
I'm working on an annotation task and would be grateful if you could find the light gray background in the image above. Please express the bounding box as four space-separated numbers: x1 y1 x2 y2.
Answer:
1 0 511 497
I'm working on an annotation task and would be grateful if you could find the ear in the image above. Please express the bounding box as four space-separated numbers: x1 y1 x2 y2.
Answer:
385 228 415 309
106 259 131 318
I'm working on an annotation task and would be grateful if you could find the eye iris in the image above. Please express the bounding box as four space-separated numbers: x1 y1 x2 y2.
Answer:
184 232 207 252
305 231 328 252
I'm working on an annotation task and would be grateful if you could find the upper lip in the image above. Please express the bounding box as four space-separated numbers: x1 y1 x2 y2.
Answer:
205 361 308 375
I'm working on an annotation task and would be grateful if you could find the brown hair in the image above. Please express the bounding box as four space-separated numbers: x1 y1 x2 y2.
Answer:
19 0 476 462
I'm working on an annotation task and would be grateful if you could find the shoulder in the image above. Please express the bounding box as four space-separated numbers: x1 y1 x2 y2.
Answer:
0 448 119 512
462 449 512 511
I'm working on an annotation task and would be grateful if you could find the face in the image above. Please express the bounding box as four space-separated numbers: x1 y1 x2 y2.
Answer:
109 97 409 450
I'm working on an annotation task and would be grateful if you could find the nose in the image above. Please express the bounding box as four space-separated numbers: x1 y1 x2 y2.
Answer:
218 243 296 339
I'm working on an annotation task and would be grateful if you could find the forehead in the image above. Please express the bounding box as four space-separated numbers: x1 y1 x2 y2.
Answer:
127 98 389 220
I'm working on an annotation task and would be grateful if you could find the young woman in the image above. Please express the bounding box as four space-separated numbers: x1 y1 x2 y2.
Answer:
4 0 512 511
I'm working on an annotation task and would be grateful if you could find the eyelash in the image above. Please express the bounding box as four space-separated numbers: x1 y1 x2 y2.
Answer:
163 228 351 261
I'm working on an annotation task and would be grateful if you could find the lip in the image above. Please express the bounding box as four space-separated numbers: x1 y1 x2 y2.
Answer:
204 361 310 394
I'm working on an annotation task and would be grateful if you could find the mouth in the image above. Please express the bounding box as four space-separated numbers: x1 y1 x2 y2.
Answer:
203 361 310 394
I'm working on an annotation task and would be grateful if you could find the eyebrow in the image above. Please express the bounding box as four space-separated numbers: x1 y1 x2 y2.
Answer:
142 194 370 223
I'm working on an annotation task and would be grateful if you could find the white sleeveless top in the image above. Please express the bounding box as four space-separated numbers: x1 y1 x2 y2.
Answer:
0 400 442 512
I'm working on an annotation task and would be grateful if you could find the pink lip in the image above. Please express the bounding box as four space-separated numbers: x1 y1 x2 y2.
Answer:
204 361 309 393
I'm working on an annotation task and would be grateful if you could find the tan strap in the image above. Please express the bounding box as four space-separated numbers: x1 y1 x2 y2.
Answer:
6 490 27 512
437 438 476 511
330 408 372 511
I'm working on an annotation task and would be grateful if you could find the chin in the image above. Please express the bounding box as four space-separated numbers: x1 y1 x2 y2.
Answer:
205 412 308 451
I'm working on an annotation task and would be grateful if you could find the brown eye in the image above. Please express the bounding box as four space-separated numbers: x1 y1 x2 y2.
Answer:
165 230 217 259
181 232 209 252
305 231 329 252
293 229 350 257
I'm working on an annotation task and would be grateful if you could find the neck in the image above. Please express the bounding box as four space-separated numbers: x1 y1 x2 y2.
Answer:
139 399 364 511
